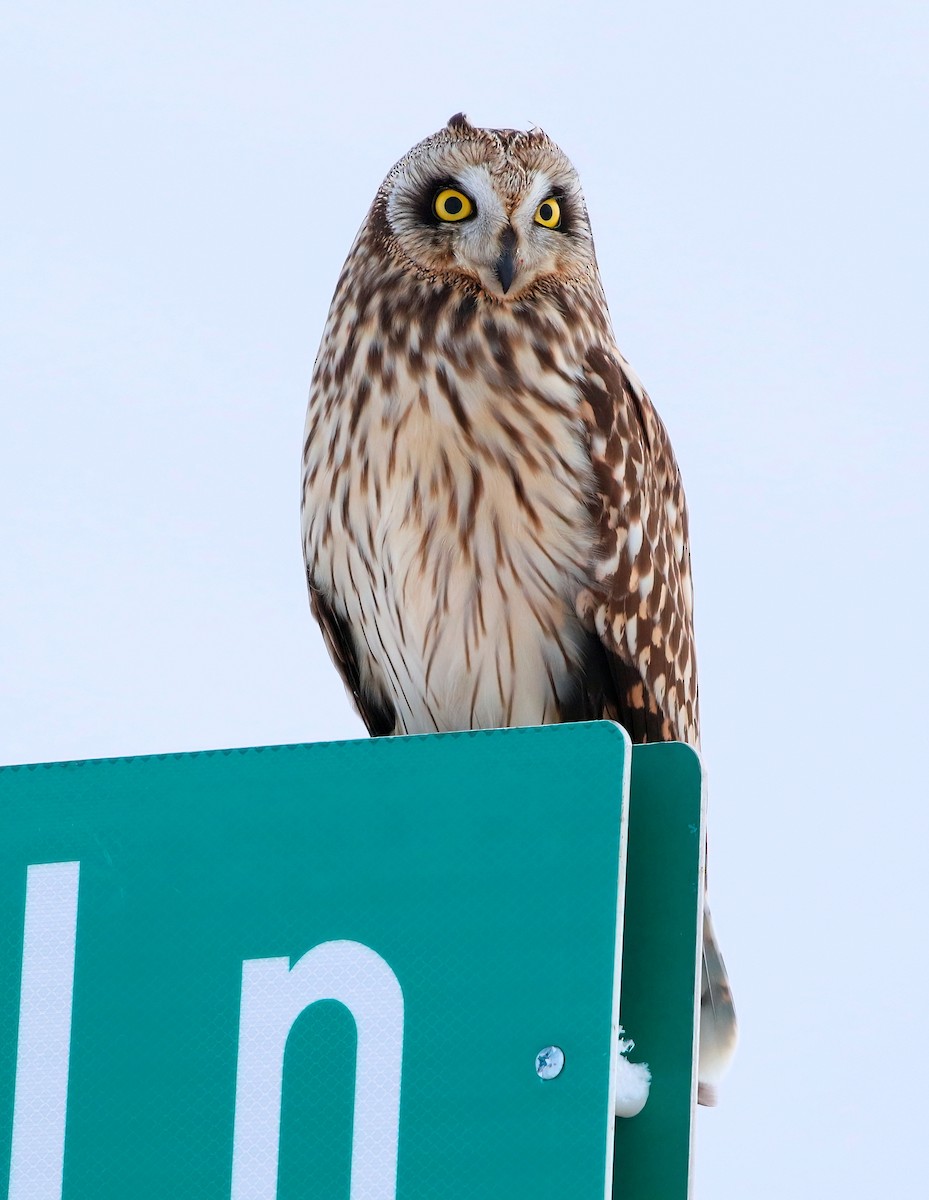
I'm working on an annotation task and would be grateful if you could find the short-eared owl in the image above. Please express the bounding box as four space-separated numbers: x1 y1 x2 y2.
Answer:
301 113 736 1103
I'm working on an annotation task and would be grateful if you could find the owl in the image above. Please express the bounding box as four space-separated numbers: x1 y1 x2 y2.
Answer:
301 113 736 1104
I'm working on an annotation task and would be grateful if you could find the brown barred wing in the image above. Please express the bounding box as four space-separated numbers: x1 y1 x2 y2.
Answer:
307 574 397 738
576 347 700 747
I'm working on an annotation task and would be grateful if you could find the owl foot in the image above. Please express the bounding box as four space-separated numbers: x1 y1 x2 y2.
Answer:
614 1026 651 1117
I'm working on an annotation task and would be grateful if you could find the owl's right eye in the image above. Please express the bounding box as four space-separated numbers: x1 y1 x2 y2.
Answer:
433 188 474 222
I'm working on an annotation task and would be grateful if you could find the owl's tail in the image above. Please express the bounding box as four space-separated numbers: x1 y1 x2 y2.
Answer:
697 905 738 1106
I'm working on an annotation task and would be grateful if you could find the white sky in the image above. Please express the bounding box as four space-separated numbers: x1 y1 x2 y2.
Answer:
2 2 928 1195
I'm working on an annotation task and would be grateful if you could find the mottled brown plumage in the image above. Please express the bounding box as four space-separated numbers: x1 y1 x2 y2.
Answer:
301 114 736 1101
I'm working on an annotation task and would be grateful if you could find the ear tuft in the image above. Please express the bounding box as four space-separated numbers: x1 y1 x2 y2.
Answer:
446 112 473 132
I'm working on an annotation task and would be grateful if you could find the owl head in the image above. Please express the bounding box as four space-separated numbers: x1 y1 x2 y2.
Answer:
369 114 597 302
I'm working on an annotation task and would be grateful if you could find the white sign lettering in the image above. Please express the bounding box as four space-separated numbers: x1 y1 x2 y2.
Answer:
231 940 404 1200
9 862 80 1200
5 867 404 1198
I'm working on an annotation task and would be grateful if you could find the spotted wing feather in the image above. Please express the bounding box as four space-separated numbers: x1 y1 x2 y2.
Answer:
577 347 699 746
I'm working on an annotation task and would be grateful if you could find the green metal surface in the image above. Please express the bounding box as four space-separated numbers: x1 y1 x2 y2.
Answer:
613 743 704 1200
1 723 631 1200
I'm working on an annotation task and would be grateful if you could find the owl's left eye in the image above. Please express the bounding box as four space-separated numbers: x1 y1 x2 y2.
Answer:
534 197 562 229
434 188 474 222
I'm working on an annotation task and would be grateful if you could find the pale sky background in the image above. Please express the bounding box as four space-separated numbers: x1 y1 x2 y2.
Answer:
2 2 928 1196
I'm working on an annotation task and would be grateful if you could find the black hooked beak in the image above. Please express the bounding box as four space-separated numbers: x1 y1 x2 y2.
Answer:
494 225 518 294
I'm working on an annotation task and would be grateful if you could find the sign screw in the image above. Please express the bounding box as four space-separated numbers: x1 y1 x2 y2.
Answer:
535 1045 565 1080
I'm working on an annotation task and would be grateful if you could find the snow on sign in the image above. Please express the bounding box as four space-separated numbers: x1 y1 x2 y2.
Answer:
0 724 703 1200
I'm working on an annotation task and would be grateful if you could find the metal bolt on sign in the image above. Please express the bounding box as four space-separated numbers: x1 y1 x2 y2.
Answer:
535 1045 565 1080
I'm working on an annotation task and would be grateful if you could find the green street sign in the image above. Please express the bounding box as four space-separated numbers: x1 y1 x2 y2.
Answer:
0 723 703 1199
613 743 705 1199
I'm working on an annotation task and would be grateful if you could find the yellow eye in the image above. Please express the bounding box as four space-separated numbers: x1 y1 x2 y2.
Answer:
434 188 474 222
534 197 561 228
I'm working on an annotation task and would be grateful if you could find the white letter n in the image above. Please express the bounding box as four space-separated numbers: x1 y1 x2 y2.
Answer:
230 940 404 1200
